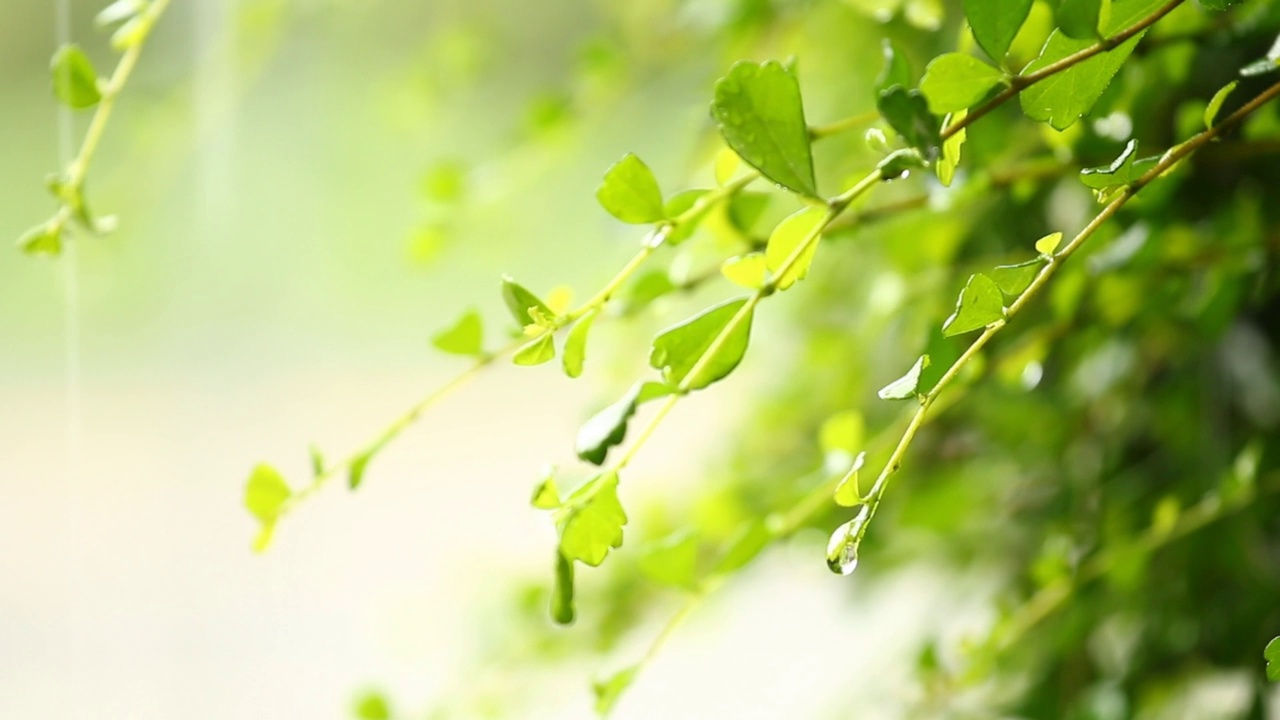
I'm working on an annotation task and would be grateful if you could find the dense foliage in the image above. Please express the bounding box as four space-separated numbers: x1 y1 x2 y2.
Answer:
22 0 1280 716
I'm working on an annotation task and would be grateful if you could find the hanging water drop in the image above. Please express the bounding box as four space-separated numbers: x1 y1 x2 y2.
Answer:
825 504 871 576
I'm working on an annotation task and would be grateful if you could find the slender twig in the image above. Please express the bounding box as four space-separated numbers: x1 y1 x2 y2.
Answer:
943 0 1185 140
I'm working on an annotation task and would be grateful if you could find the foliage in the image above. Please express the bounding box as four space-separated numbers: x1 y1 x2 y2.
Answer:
21 0 1280 716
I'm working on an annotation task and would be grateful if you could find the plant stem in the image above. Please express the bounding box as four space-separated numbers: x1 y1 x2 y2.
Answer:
943 0 1185 140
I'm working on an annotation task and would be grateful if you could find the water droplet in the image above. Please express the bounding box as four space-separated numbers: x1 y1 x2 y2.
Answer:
825 505 871 576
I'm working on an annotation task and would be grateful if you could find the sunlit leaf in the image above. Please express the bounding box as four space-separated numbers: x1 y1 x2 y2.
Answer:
593 665 640 716
562 309 598 378
991 260 1041 297
649 297 754 390
1204 81 1237 128
352 691 391 720
942 273 1005 337
551 551 576 625
596 153 666 224
721 252 769 290
765 207 827 290
1079 139 1158 191
833 451 868 507
712 60 819 197
1035 231 1064 255
920 53 1006 113
936 110 968 186
50 45 101 109
16 222 63 256
1267 637 1280 682
531 470 561 509
501 276 554 328
431 309 485 357
95 0 144 27
513 332 556 366
555 473 627 567
1056 0 1107 40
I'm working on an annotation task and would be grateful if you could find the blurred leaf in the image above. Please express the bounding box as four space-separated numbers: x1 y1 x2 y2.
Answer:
833 451 868 507
664 189 712 245
555 473 627 567
308 444 325 478
531 471 561 509
593 665 640 716
596 153 666 224
1239 34 1280 76
622 270 677 312
637 530 699 590
352 691 391 720
712 60 819 198
576 381 673 466
421 160 467 204
714 147 741 185
721 252 769 290
1204 81 1237 128
431 309 485 357
879 354 931 400
551 551 576 625
513 333 556 366
920 54 1006 113
715 519 773 574
51 45 101 109
1267 637 1280 681
649 297 754 390
349 451 372 490
820 409 865 473
765 207 827 290
963 0 1033 60
876 39 913 94
943 273 1005 337
95 0 144 27
877 86 941 157
16 223 63 256
501 276 553 327
562 309 597 379
245 464 291 524
936 110 968 186
991 260 1041 297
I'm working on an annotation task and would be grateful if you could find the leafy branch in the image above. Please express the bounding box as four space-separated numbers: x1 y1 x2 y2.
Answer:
18 0 172 256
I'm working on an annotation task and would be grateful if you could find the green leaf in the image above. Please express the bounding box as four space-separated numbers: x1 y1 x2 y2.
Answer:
308 444 325 478
943 273 1006 337
877 86 942 157
649 297 754 390
1204 81 1238 129
562 309 597 379
715 519 773 574
711 60 819 197
513 332 556 366
721 252 769 290
878 354 931 400
501 275 553 328
877 148 928 181
349 450 373 490
245 464 292 525
16 222 63 256
1019 0 1160 130
596 153 666 224
833 451 868 507
920 53 1006 113
1198 0 1240 9
820 410 865 472
936 110 968 187
876 39 913 94
664 189 712 245
765 207 827 290
621 270 677 313
352 691 391 720
1035 231 1064 255
991 260 1041 297
531 470 561 509
963 0 1033 61
1266 637 1280 682
51 45 101 109
575 381 673 466
431 309 485 357
1079 139 1158 191
637 530 700 590
555 473 627 567
1239 35 1280 76
551 551 576 625
95 0 145 27
593 665 640 716
1056 0 1107 39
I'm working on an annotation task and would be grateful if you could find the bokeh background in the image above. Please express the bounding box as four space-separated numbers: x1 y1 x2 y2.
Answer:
0 1 988 718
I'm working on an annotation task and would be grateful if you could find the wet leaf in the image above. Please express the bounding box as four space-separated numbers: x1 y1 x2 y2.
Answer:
712 60 818 197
